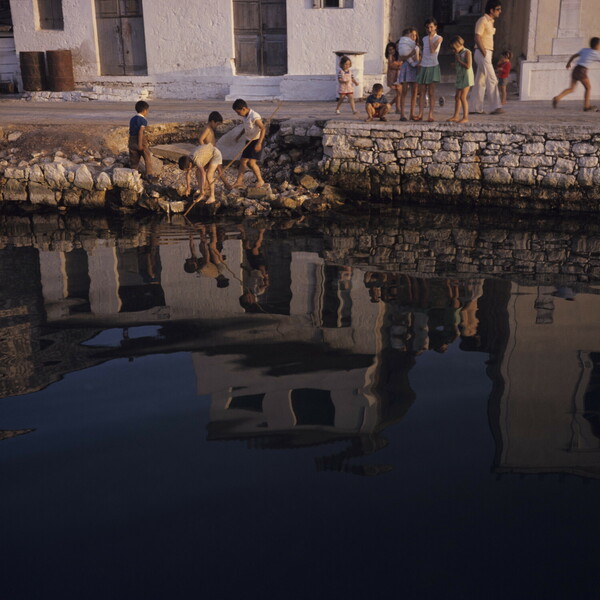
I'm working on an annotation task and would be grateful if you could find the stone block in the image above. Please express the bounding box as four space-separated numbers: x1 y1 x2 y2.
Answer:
427 163 454 179
403 158 423 175
461 142 479 155
62 188 81 207
511 168 536 186
463 133 486 142
378 152 396 164
358 150 374 164
74 165 94 191
354 137 373 149
545 140 570 156
482 167 512 185
455 163 482 180
80 190 107 209
442 138 461 152
578 156 598 168
4 167 27 179
554 158 576 174
423 141 441 151
112 168 144 192
375 138 394 152
299 174 320 191
572 142 595 155
43 163 68 188
29 164 45 184
96 172 113 191
422 132 441 140
522 143 544 155
541 173 576 188
29 182 57 205
3 179 27 201
150 142 198 162
499 154 519 168
396 137 419 150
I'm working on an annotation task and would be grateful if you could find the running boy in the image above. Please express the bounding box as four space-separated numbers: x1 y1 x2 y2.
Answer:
232 98 266 188
365 83 391 122
178 111 231 204
129 100 156 181
553 37 600 111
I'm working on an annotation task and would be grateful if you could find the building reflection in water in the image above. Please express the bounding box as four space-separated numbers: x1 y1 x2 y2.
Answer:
0 217 600 477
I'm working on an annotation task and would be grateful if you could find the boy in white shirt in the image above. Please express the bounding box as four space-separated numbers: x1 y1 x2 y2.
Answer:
232 98 266 188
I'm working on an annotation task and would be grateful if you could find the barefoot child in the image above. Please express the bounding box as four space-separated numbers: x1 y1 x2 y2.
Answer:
178 111 231 204
128 100 156 181
415 18 443 122
447 36 474 123
385 42 403 112
365 83 391 122
553 37 600 112
232 98 266 188
396 28 420 121
335 56 359 115
496 50 512 105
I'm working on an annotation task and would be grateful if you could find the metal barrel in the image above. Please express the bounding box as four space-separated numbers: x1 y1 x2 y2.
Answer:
46 49 75 92
19 51 47 91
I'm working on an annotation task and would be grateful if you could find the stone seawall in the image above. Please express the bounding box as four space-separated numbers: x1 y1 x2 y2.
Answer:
321 121 600 211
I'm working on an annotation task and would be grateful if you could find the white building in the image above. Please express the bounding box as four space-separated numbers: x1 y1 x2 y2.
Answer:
2 1 597 102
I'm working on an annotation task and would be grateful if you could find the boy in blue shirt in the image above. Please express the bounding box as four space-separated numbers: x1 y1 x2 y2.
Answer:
129 100 157 181
365 84 391 121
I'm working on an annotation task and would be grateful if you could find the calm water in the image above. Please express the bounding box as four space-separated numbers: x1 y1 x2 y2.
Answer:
1 209 600 599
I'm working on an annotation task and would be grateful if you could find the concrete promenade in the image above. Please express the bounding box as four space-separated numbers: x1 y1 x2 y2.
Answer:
0 84 599 127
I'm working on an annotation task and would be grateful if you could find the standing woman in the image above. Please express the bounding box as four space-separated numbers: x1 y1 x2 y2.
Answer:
415 18 443 122
385 42 403 113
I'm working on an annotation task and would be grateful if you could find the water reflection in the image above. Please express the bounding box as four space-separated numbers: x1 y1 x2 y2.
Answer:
1 209 600 479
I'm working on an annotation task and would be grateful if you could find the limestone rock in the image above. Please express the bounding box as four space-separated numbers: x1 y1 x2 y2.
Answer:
299 174 320 192
102 157 116 167
427 163 454 179
74 165 94 191
4 179 27 201
29 183 57 206
63 188 81 207
96 171 113 191
511 168 535 186
455 163 481 180
43 163 68 188
112 168 143 192
483 167 512 185
29 164 45 184
4 167 27 179
7 131 22 142
247 186 270 199
80 190 107 209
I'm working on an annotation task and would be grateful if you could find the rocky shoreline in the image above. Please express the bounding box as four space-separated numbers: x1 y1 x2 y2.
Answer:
0 117 599 217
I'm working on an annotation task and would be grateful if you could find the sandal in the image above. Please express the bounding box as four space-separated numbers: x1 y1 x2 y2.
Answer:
584 105 597 112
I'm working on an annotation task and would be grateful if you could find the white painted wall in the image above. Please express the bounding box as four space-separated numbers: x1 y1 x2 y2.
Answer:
142 0 234 76
287 0 389 77
10 0 99 78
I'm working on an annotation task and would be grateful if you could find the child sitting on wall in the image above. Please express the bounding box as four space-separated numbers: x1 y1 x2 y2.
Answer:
365 83 391 122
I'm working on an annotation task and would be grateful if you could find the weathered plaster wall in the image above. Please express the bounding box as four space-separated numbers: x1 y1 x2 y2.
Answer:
287 0 388 77
493 0 529 65
10 0 99 78
389 0 433 44
533 0 560 58
142 0 234 76
582 0 600 45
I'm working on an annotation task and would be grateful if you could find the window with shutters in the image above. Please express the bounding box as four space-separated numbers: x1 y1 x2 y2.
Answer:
36 0 64 30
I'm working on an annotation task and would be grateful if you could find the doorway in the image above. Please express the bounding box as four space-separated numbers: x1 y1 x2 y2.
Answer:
94 0 147 76
233 0 287 76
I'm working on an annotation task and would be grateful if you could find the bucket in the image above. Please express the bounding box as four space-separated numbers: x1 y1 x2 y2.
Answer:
19 51 47 91
46 49 75 92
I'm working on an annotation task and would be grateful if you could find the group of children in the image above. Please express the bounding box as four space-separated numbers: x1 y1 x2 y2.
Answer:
338 18 513 124
130 98 266 204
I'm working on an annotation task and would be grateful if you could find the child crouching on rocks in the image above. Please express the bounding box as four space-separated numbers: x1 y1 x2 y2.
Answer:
178 111 231 204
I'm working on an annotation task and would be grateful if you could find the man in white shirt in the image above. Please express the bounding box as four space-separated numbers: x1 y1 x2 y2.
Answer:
472 0 504 115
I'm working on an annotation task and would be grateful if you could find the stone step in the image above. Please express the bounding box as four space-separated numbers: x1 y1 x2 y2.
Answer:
150 143 197 162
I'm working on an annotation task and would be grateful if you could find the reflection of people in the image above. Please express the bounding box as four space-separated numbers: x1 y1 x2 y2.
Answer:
184 225 230 288
238 225 269 311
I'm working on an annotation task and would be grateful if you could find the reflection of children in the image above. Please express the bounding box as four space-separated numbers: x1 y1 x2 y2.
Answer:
496 50 512 105
365 83 391 122
238 225 270 312
553 37 600 111
396 28 420 121
447 35 474 123
415 18 443 122
183 226 230 288
336 56 359 115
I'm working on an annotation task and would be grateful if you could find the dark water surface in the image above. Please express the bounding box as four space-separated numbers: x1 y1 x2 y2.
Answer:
1 209 600 599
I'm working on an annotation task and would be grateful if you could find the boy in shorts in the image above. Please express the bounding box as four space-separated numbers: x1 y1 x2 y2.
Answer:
178 111 230 204
232 98 266 188
365 83 391 121
553 37 600 111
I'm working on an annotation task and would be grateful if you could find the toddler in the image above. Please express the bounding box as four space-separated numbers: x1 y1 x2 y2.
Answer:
496 50 512 105
335 56 359 115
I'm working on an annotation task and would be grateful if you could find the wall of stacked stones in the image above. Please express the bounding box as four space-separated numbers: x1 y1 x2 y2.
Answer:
321 122 600 211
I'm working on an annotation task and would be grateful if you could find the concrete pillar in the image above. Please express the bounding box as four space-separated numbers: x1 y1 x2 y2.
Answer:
551 0 584 55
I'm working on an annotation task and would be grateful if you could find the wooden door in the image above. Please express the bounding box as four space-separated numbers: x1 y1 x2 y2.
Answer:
233 0 287 76
95 0 147 76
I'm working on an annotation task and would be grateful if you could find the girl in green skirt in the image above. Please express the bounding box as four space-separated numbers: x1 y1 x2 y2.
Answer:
415 18 443 122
